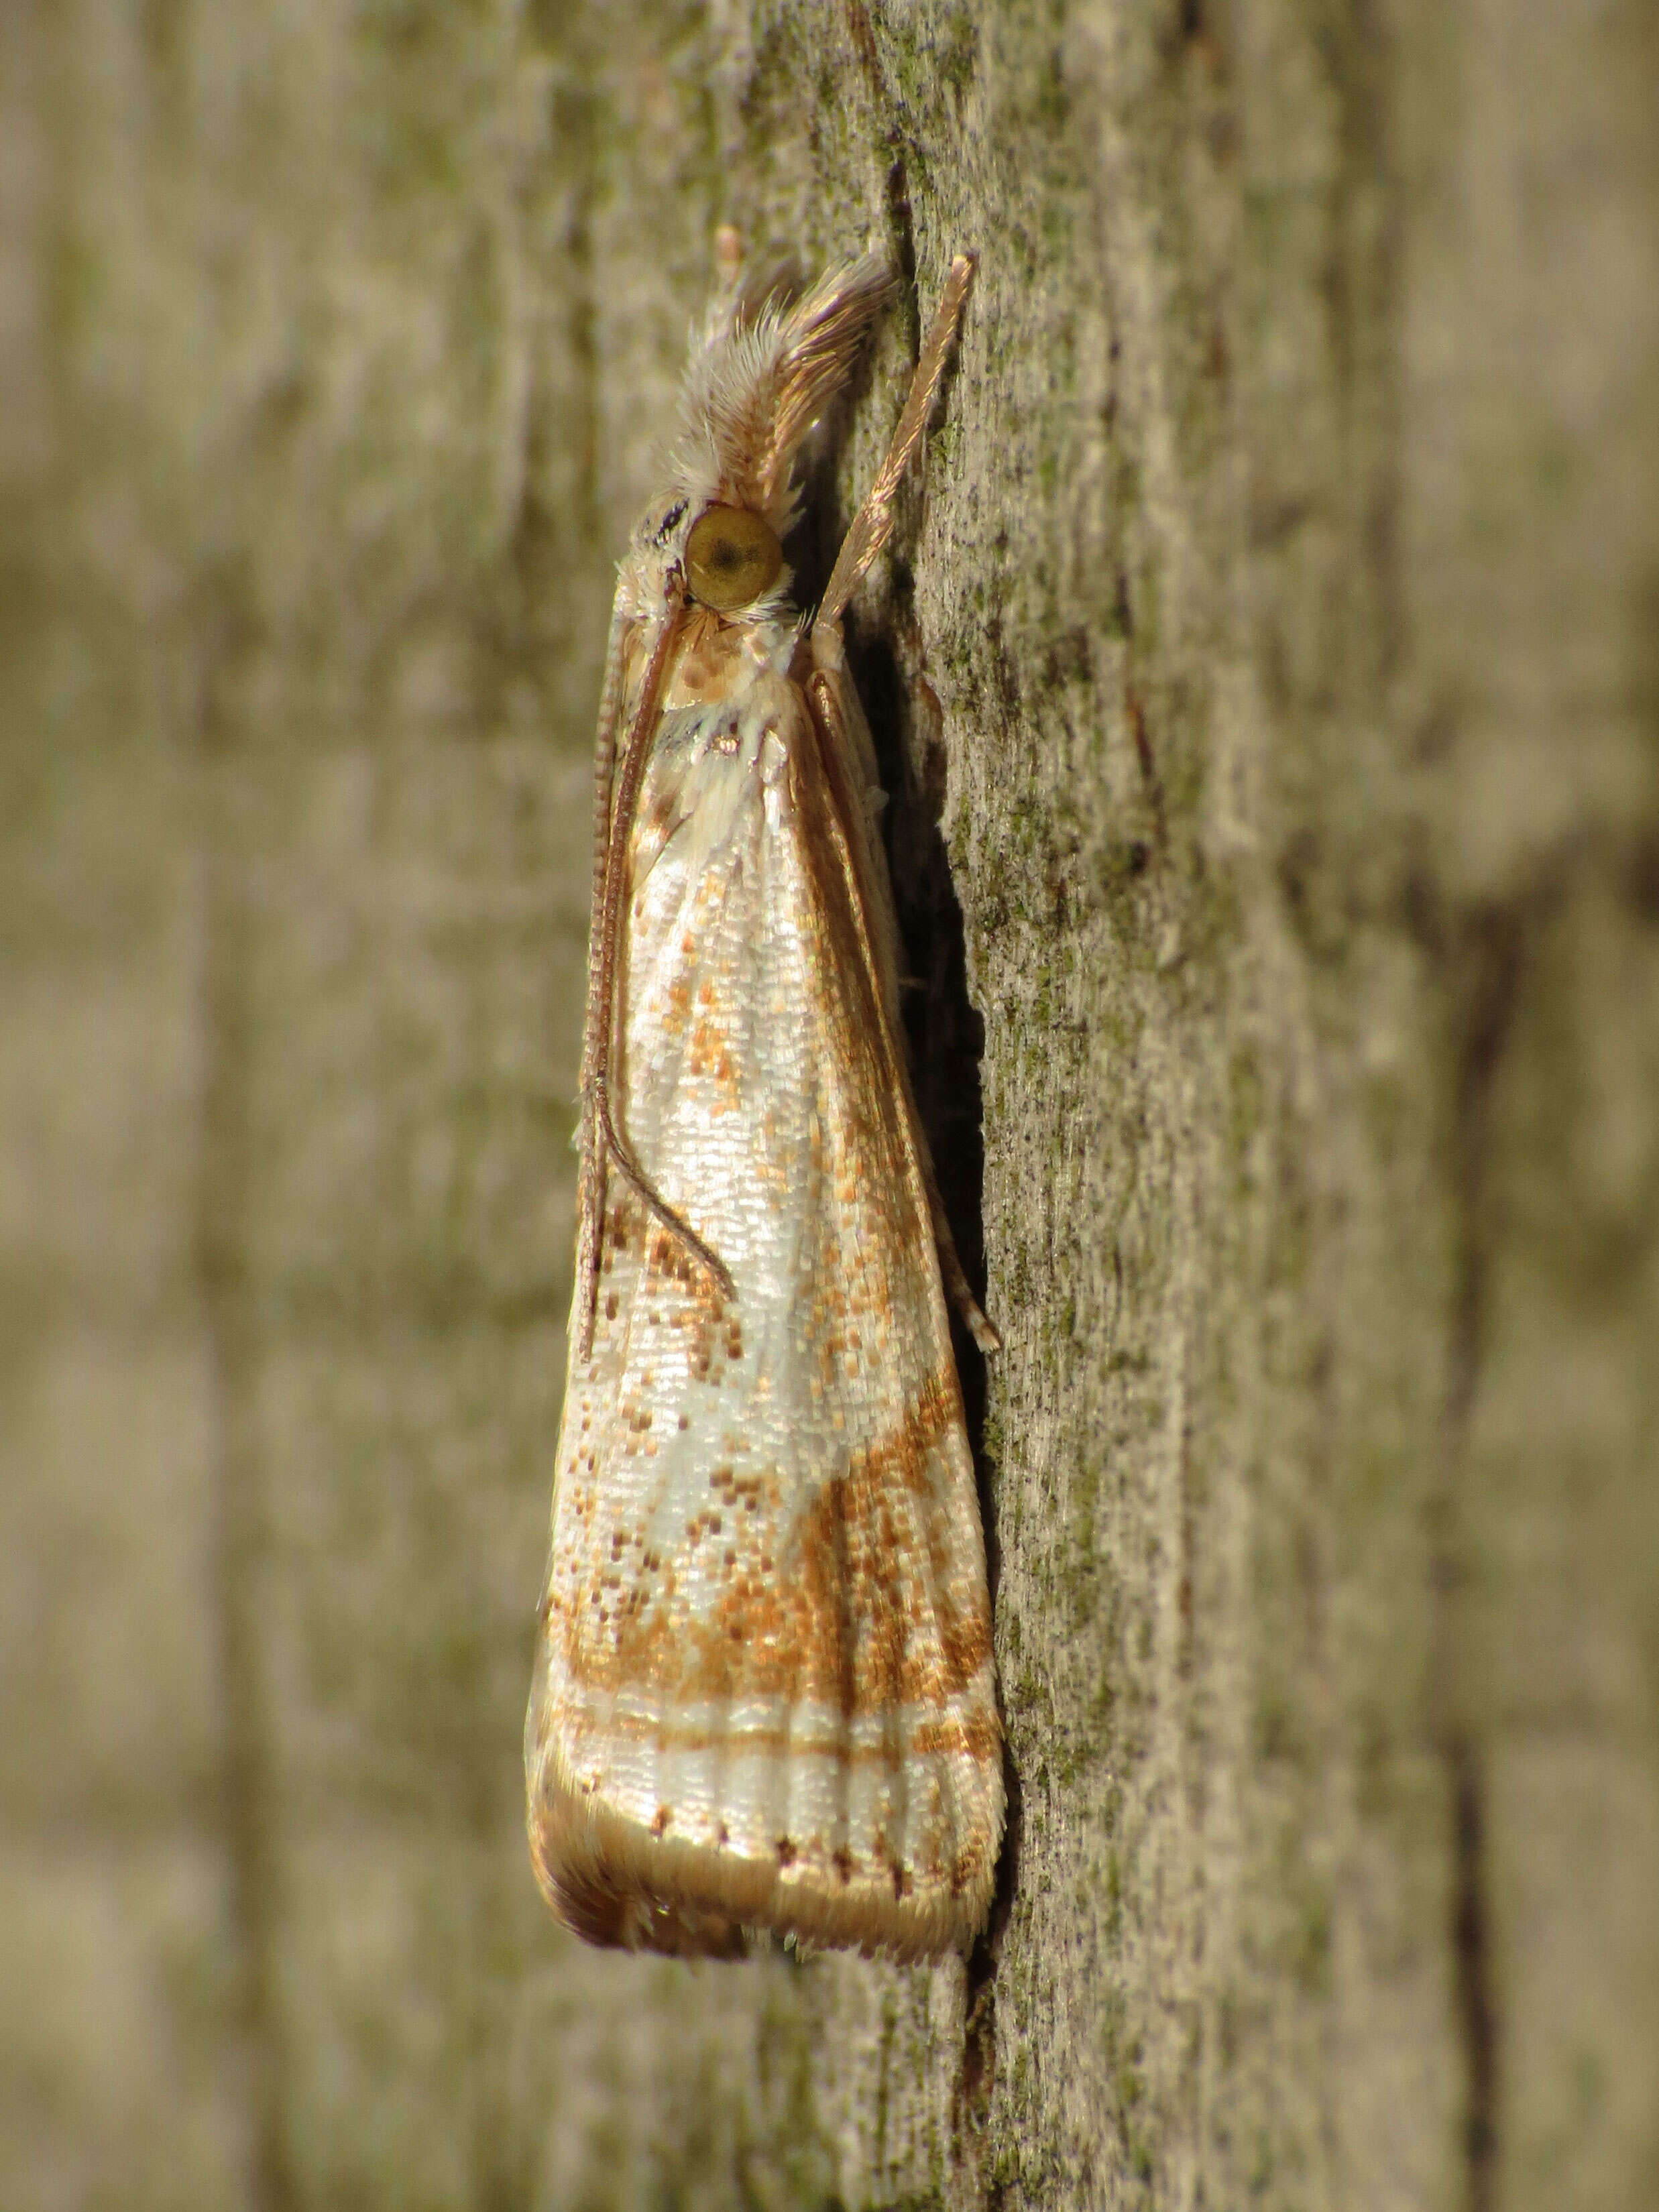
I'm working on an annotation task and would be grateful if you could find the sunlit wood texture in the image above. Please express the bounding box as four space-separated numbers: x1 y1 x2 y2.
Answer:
3 1 1656 2207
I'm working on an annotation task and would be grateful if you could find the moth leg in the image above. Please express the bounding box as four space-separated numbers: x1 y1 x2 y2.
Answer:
577 578 734 1359
807 664 999 1358
803 251 994 1354
933 1191 1000 1357
812 251 976 646
803 245 978 1021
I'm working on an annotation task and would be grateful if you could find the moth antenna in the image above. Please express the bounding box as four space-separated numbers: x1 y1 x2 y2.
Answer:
574 595 631 1358
580 575 736 1349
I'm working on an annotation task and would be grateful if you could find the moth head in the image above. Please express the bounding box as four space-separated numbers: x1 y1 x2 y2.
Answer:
620 493 696 616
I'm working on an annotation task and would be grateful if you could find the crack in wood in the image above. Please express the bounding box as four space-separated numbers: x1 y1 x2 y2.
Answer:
194 602 297 2212
1436 898 1529 2212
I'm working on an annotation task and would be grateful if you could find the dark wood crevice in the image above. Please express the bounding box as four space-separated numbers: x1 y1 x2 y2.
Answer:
194 607 298 2212
1436 898 1529 2212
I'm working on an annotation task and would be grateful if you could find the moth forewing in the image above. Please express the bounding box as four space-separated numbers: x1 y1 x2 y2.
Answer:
527 249 999 1960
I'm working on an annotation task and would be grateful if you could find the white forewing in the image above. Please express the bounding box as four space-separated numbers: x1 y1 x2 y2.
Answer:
526 630 1000 1957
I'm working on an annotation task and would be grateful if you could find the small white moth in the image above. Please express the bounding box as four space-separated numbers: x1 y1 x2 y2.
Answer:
524 241 1002 1959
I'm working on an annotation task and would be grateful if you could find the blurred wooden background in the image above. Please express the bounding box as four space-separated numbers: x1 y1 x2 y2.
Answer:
3 3 1656 2207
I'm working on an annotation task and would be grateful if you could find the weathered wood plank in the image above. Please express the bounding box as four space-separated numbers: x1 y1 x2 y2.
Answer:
4 1 1655 2207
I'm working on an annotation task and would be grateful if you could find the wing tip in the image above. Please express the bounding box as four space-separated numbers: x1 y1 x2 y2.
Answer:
526 1730 1003 1965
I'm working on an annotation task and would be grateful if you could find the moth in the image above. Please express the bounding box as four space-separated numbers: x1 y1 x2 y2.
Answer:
524 242 1002 1959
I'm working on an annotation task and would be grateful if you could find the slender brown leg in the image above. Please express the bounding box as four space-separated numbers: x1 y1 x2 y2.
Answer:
805 251 994 1352
813 253 977 644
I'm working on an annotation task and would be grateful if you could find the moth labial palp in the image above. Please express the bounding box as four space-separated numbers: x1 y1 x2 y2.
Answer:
526 243 1003 1963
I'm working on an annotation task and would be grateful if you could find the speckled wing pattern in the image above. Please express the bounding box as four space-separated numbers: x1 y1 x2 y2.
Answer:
526 606 1001 1958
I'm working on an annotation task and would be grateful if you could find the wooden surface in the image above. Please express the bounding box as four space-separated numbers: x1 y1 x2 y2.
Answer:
3 2 1656 2207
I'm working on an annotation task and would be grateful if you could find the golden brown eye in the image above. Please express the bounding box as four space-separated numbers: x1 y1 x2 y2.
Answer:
684 506 783 612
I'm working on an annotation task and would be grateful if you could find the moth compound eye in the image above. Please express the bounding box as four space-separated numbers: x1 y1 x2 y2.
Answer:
685 506 783 612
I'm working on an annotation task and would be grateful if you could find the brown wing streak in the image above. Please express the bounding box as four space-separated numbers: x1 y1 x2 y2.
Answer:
804 662 999 1355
